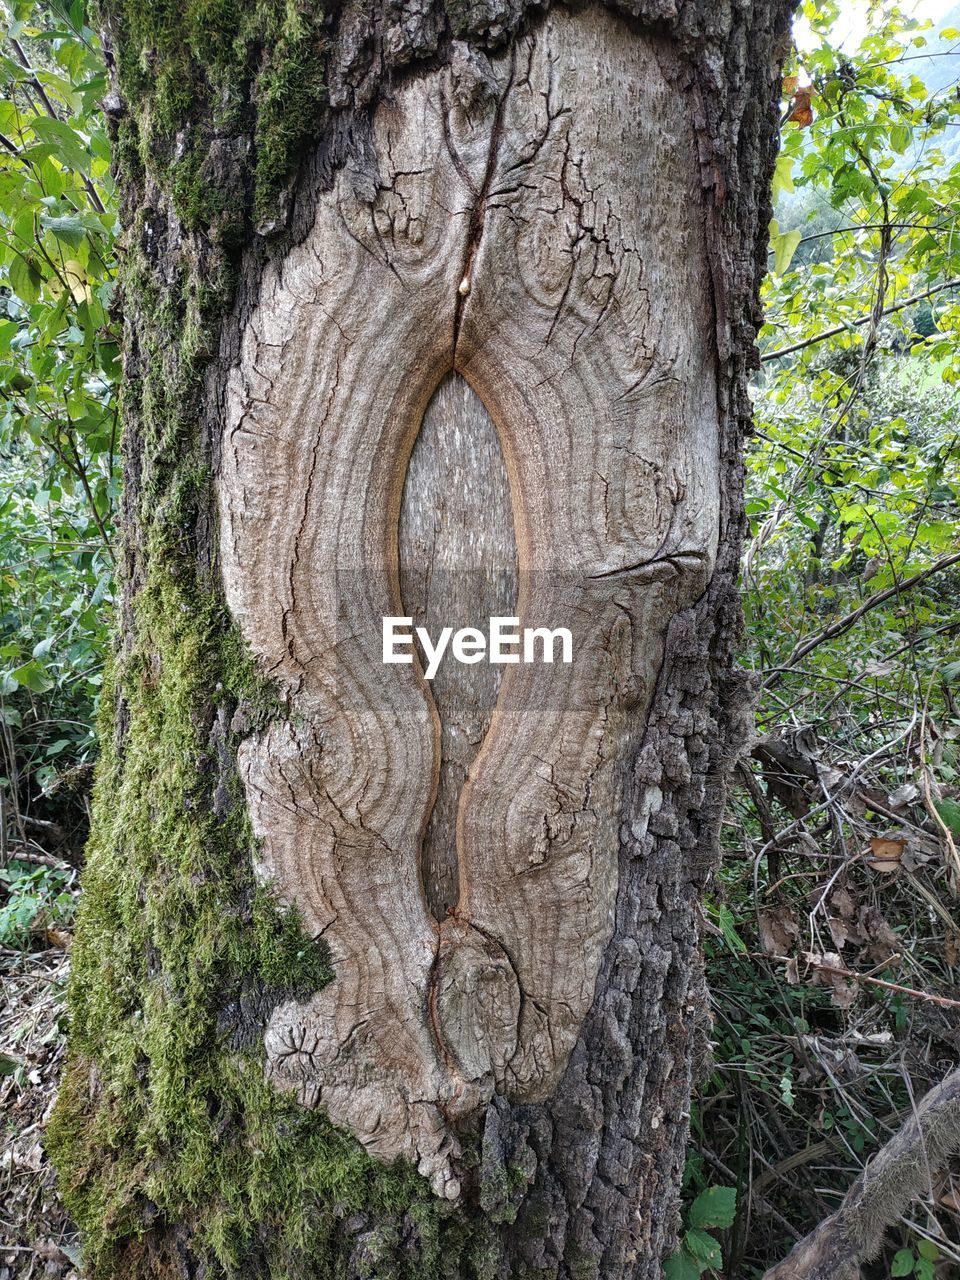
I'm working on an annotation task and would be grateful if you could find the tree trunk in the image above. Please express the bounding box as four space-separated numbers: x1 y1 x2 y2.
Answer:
49 2 792 1277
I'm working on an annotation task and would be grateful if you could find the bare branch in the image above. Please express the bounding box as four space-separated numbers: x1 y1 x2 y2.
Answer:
783 954 960 1011
763 551 960 689
762 276 960 363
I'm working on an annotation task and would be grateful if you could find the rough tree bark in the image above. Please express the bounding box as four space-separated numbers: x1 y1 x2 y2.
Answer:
49 2 793 1277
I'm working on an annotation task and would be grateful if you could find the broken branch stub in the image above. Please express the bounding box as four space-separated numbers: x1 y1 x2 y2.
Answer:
217 9 719 1195
764 1064 960 1280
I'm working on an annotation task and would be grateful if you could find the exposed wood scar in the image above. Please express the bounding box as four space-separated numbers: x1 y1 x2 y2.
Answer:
217 8 721 1196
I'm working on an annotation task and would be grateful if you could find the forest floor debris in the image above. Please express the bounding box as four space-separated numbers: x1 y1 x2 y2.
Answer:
0 941 79 1279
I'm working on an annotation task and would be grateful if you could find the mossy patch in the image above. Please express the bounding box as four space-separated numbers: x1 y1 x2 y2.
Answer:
48 451 503 1277
101 0 328 230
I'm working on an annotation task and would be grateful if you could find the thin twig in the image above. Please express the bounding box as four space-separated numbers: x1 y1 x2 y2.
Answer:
764 552 960 689
775 954 960 1010
762 276 960 363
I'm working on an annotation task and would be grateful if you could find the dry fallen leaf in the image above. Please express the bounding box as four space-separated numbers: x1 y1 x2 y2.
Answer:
825 886 861 949
887 782 920 809
831 886 856 919
759 904 799 956
826 914 853 950
867 835 906 872
807 951 858 1009
818 762 846 790
857 906 900 965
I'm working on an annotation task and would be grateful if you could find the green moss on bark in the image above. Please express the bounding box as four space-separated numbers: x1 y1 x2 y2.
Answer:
102 0 328 230
46 549 471 1273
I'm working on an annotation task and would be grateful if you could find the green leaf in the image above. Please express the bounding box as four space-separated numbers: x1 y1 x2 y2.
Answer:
773 153 795 199
780 1072 795 1106
889 123 912 155
40 212 86 248
935 799 960 840
688 1186 737 1230
891 1249 915 1276
9 254 43 304
664 1251 701 1280
11 660 55 693
773 227 802 275
684 1229 722 1265
29 115 92 175
32 635 55 660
